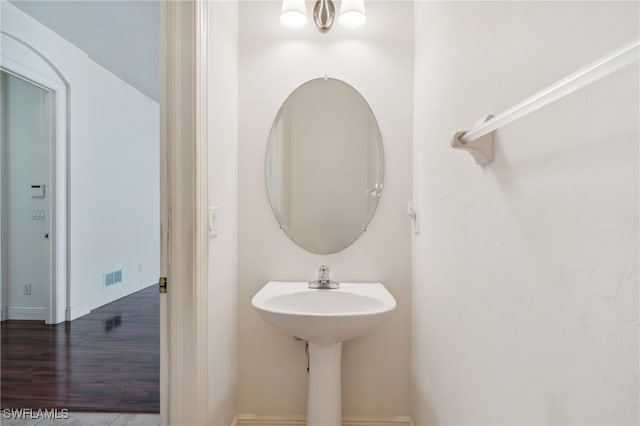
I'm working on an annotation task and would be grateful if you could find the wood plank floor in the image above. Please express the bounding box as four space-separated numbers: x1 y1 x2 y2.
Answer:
1 285 159 413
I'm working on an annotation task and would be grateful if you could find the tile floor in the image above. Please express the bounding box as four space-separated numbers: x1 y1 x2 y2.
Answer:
0 412 159 426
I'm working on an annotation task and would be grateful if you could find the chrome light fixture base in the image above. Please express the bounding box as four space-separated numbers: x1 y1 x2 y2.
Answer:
313 0 335 32
281 0 365 32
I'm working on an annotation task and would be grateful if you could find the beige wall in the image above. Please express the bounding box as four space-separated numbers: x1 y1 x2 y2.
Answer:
237 1 414 417
412 2 639 425
207 1 239 424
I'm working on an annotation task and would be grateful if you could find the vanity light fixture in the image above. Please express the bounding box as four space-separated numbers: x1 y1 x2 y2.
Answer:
280 0 366 32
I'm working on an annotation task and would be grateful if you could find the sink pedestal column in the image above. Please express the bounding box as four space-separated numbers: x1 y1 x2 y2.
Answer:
307 341 342 426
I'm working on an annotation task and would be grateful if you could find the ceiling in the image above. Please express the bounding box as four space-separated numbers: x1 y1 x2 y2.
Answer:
10 0 160 101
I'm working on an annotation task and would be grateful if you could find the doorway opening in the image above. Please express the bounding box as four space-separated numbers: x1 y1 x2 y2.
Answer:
1 0 161 414
0 30 69 325
0 70 54 323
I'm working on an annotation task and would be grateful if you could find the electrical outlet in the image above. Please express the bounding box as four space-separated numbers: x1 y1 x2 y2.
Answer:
137 264 143 273
24 283 31 295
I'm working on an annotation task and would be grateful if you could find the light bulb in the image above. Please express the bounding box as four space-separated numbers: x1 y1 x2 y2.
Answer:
280 0 308 28
339 0 366 27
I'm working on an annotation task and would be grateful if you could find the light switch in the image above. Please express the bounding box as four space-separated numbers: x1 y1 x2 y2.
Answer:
208 206 219 237
31 209 46 220
407 202 420 235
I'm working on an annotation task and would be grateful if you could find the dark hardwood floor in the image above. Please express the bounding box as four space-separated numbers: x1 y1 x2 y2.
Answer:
1 284 159 413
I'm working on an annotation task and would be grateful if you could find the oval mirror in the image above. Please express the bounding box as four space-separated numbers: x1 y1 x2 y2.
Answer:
266 78 384 254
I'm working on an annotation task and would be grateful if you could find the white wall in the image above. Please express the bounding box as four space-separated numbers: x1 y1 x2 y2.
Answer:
238 1 413 417
1 3 160 320
412 2 639 425
78 60 160 313
207 1 239 424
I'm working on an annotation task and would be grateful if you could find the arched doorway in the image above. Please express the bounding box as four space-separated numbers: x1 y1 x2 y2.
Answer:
1 31 68 324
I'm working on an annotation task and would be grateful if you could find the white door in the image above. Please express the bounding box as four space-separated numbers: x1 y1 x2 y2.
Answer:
1 70 52 322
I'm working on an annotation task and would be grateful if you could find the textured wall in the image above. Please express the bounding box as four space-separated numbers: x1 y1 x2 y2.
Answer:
412 2 639 424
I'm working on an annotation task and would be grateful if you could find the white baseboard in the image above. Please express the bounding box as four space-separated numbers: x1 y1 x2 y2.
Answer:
66 301 92 321
66 281 157 322
0 306 7 321
234 415 413 426
91 279 157 312
6 306 47 321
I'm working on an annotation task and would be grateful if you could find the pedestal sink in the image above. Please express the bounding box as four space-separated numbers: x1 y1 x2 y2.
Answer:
251 281 396 426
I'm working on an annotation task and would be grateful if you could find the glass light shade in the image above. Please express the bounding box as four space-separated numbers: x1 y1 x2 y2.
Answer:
280 0 308 28
339 0 366 27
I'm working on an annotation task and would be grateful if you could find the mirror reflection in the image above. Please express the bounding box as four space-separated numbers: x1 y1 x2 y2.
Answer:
266 78 384 254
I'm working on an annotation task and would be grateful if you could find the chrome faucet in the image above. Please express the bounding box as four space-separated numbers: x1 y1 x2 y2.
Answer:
308 265 339 289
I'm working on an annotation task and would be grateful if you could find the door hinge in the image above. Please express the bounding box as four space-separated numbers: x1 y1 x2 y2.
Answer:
159 277 167 294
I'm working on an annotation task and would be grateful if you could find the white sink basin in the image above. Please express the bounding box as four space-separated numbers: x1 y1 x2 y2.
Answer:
251 281 396 426
251 281 396 343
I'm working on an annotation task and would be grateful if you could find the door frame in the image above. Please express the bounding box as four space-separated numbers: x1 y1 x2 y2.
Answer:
0 34 69 325
160 1 210 424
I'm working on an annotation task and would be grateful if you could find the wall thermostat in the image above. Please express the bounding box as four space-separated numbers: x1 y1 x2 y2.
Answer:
30 184 45 198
